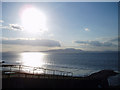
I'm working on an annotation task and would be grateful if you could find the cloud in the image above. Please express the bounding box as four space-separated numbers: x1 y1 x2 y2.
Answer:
2 39 61 47
9 24 23 31
49 33 54 37
109 36 120 42
0 20 4 23
74 41 89 44
84 28 90 31
74 40 117 47
0 24 23 31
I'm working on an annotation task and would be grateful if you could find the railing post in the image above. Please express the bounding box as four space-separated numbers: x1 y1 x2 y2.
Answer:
10 66 12 72
53 70 55 75
33 67 35 75
44 69 46 74
19 65 21 72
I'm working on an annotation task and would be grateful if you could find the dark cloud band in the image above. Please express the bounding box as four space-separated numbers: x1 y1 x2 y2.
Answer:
74 40 117 47
2 39 61 47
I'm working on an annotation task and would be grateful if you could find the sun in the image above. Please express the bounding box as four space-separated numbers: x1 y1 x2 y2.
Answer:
21 6 48 34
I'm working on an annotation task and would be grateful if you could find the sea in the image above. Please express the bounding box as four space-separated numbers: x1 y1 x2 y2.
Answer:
1 51 120 86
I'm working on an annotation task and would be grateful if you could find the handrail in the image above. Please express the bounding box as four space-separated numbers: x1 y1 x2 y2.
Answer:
2 64 73 77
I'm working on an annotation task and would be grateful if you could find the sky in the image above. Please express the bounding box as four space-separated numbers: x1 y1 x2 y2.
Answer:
0 2 119 52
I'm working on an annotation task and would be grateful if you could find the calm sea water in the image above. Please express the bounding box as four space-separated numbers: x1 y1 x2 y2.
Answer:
1 51 120 86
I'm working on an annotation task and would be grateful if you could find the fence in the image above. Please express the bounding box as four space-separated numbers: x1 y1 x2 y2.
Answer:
2 64 73 78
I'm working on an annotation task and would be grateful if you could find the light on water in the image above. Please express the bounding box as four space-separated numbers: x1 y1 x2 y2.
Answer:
21 52 46 67
20 52 47 73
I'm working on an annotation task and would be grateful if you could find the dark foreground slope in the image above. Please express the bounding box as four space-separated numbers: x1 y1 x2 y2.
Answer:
2 70 119 88
3 77 100 88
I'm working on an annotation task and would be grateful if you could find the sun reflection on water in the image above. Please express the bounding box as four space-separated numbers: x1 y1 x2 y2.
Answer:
22 52 46 67
20 52 47 73
21 52 46 67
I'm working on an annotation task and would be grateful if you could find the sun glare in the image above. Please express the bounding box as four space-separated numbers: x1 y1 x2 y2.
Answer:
21 6 48 34
21 52 46 67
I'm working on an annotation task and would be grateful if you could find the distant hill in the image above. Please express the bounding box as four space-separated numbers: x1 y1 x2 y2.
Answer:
23 49 118 53
42 48 83 53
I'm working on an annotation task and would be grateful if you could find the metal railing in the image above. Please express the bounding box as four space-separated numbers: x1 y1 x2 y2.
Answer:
2 64 73 78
